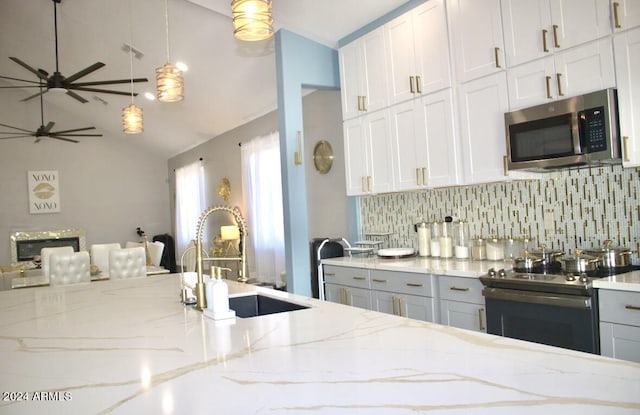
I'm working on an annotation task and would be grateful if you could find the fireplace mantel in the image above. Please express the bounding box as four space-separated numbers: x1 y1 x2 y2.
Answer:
10 229 86 265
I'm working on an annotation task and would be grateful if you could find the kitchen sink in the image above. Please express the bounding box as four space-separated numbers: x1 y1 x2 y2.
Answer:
228 294 309 318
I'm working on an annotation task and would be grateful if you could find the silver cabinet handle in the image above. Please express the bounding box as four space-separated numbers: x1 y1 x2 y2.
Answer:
623 136 630 162
409 76 415 93
478 308 485 331
626 305 640 311
367 176 372 192
372 278 387 283
392 296 397 315
422 167 427 186
415 75 422 94
494 47 501 68
362 96 367 112
361 176 366 193
415 168 421 186
397 297 404 317
357 96 362 111
345 288 351 306
545 76 552 99
406 283 423 287
450 286 470 292
352 276 366 280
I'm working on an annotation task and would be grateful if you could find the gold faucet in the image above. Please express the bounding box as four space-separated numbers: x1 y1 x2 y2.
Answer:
194 205 248 310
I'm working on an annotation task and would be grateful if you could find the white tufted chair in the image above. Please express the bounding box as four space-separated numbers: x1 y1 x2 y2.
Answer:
41 246 74 279
109 247 147 279
49 251 91 286
90 243 121 275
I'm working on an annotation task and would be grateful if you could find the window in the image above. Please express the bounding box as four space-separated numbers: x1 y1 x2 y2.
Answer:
175 161 206 259
241 131 285 284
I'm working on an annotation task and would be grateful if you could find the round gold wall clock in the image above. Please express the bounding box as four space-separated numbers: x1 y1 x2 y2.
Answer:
313 140 333 174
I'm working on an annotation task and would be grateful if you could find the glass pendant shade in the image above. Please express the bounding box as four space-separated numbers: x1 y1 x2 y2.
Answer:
232 0 274 41
156 62 184 102
122 104 143 134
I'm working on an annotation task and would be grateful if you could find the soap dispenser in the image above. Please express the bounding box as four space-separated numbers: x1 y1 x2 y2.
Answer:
203 266 236 320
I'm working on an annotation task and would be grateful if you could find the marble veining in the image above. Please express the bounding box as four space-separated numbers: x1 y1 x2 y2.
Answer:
0 275 638 414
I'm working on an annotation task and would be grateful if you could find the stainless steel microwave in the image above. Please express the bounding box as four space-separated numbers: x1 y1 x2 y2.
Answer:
505 88 621 171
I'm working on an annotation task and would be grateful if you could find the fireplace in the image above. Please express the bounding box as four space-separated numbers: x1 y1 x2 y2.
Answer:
10 229 86 264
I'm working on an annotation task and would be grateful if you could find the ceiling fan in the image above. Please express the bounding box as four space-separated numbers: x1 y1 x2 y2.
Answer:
0 83 103 144
0 0 147 104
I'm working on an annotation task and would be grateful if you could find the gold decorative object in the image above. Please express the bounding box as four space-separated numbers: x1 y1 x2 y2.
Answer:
218 178 231 201
231 0 274 42
313 140 334 174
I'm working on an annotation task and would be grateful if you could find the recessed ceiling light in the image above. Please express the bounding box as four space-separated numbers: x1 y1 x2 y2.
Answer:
176 61 189 72
144 92 156 101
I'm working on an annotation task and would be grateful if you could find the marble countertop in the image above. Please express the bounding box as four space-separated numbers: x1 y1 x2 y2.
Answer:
322 255 513 278
0 274 638 414
593 270 640 293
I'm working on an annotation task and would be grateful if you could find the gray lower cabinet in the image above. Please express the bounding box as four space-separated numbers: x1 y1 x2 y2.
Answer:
323 265 372 309
599 289 640 363
370 269 436 322
438 275 486 333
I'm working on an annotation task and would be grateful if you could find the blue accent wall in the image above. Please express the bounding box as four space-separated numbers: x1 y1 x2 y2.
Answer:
275 29 340 296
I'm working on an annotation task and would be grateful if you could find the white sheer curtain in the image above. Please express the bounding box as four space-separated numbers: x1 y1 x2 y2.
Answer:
241 131 285 284
175 161 206 261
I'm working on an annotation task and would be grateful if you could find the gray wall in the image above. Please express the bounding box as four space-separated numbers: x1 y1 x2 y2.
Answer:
0 91 171 266
168 90 349 281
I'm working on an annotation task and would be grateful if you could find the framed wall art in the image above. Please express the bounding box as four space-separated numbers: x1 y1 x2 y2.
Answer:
28 170 60 214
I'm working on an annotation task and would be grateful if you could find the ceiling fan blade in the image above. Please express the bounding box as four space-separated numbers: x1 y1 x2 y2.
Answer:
0 123 33 133
0 134 34 139
0 85 43 89
21 89 48 102
0 75 43 84
71 86 136 97
64 62 106 83
42 122 55 134
65 89 89 103
55 133 103 137
49 135 80 143
9 57 49 80
52 126 97 134
72 77 148 87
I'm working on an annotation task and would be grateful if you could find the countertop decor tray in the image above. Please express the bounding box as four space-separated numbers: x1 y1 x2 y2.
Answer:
377 248 415 259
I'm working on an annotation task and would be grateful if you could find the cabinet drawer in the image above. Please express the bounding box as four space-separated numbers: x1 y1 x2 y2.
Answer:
323 265 370 289
438 275 484 304
370 270 433 297
599 290 640 326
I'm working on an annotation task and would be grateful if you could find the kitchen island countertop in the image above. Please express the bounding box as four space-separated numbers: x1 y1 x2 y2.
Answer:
593 270 640 293
0 274 638 414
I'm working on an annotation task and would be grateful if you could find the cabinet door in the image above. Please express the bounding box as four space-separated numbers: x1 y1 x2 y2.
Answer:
324 283 344 304
389 99 427 191
398 293 435 322
412 0 451 95
600 322 640 363
549 0 611 50
339 40 364 121
365 110 394 194
343 117 367 195
457 72 510 184
385 11 417 104
448 0 505 82
502 0 552 67
612 0 640 32
614 27 640 167
440 299 487 332
344 286 372 310
371 289 396 315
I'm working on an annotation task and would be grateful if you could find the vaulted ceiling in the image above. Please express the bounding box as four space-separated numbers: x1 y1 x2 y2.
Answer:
0 0 408 158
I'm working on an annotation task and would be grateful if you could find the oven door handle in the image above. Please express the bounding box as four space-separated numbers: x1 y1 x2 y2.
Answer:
482 287 592 309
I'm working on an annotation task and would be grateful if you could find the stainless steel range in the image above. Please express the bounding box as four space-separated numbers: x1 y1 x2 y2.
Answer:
480 267 602 354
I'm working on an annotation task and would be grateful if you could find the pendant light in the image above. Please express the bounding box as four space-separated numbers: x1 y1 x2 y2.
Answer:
156 0 184 102
122 0 143 133
231 0 274 42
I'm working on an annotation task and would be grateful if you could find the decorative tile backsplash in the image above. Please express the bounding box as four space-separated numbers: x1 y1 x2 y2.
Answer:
360 165 640 263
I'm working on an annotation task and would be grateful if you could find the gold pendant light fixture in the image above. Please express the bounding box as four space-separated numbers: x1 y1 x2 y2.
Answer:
156 0 184 102
122 0 143 134
231 0 274 42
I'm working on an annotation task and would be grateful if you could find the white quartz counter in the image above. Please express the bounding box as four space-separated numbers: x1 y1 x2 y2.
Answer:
593 270 640 293
0 274 638 414
322 255 512 278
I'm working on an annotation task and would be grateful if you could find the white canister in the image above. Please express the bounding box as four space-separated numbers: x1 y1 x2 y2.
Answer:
486 238 505 261
417 221 431 257
440 222 453 258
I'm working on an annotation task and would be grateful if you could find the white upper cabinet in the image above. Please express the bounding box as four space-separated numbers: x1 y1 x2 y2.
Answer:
448 0 506 83
502 0 612 67
338 27 389 121
507 38 615 109
614 27 640 167
343 110 394 196
457 72 510 185
389 89 459 191
385 0 451 104
612 0 640 32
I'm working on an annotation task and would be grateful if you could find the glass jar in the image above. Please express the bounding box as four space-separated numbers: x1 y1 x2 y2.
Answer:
486 238 505 261
416 220 431 257
454 221 470 259
504 238 525 259
430 221 442 257
440 221 453 258
471 238 487 260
